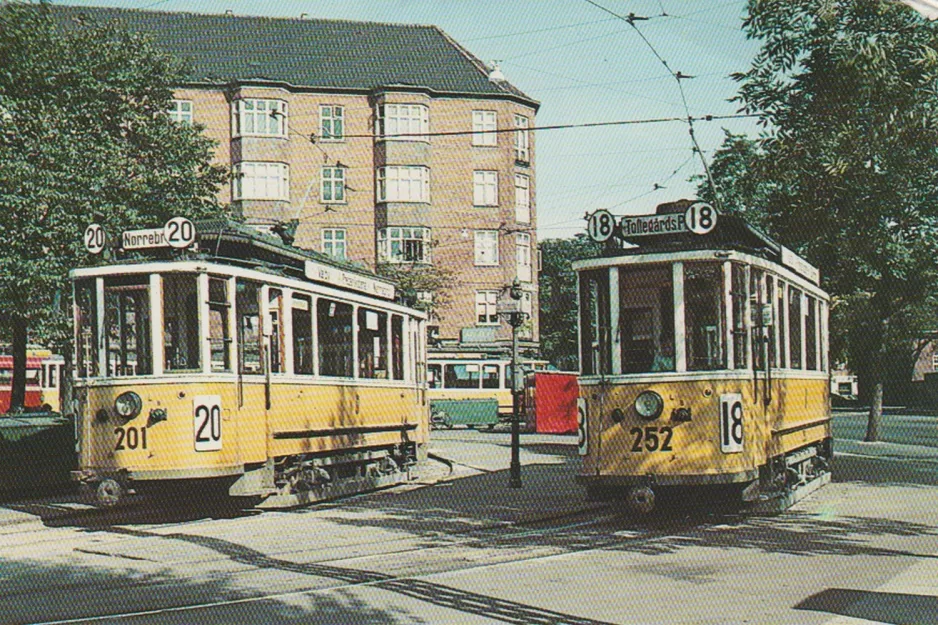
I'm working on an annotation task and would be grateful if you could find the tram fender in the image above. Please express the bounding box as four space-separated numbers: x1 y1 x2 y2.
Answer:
228 459 276 497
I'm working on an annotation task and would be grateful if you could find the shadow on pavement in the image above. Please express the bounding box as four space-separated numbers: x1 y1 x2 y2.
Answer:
796 588 938 625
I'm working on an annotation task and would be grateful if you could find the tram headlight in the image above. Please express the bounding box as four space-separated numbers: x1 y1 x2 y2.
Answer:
634 391 664 421
114 391 142 420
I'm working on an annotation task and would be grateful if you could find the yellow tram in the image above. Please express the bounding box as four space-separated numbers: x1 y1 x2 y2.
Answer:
70 219 429 507
575 202 831 512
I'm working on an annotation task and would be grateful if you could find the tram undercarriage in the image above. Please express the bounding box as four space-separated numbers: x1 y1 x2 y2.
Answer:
583 438 832 515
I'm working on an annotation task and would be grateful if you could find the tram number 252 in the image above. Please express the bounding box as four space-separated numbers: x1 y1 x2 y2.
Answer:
720 393 744 454
194 395 222 452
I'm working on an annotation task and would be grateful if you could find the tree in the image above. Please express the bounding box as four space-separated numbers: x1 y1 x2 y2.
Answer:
538 235 603 370
0 3 227 412
705 0 938 438
375 262 457 325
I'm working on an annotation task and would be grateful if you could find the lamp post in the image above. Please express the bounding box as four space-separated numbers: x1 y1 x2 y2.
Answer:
499 279 527 489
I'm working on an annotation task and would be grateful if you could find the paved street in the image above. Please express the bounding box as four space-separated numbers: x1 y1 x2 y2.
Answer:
1 414 937 625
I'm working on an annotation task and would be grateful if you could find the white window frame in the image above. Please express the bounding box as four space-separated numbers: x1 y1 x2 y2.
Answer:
320 105 344 141
232 98 288 138
378 227 432 264
321 167 346 204
473 170 498 207
377 166 430 203
474 230 499 266
516 232 532 282
514 114 530 162
322 228 347 260
377 103 429 142
475 290 499 326
169 99 193 124
515 173 530 223
472 110 497 146
232 162 290 201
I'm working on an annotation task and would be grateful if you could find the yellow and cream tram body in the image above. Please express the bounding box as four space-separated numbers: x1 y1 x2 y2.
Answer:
575 203 831 512
427 354 513 428
70 220 429 507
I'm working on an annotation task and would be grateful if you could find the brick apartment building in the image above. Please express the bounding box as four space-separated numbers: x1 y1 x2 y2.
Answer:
54 5 540 354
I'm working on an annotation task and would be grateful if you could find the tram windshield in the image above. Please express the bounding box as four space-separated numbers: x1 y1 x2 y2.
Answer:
579 259 827 376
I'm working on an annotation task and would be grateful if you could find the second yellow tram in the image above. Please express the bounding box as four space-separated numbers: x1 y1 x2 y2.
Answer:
575 203 831 512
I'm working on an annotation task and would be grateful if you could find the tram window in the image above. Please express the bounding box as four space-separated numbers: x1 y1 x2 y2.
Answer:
292 295 313 375
684 263 725 371
505 364 513 389
391 315 404 380
789 286 803 369
731 264 749 369
164 274 201 372
428 364 442 389
750 269 765 370
482 363 501 388
208 277 231 372
445 363 480 389
237 280 263 374
75 279 98 378
806 295 818 370
579 269 610 375
358 308 388 379
820 301 828 372
619 267 673 373
269 289 283 374
776 279 787 368
104 279 151 376
318 298 353 377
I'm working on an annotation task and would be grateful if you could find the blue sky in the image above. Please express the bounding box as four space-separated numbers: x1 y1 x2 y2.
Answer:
50 0 762 239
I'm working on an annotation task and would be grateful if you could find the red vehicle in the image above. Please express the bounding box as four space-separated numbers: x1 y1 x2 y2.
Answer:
524 371 579 434
0 350 63 413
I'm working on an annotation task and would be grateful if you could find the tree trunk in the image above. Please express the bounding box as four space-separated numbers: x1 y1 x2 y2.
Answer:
865 381 884 442
8 315 28 414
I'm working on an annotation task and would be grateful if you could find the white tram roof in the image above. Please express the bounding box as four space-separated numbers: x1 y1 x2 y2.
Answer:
71 219 423 315
573 203 824 294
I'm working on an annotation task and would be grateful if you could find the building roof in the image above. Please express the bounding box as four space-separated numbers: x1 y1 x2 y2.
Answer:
49 5 538 107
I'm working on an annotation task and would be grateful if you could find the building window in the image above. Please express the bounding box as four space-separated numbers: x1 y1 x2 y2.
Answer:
377 103 429 141
378 227 431 264
474 230 499 266
472 110 497 146
169 100 192 124
473 170 498 206
321 167 346 203
320 105 344 141
515 174 530 223
322 228 347 260
475 290 499 325
514 114 530 162
232 162 289 201
232 99 287 138
932 350 938 371
516 233 532 282
377 166 430 203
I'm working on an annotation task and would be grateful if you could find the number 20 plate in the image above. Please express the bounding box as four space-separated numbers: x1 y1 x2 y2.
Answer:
194 395 222 452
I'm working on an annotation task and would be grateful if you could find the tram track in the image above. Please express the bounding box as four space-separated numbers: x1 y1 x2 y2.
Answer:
17 501 713 625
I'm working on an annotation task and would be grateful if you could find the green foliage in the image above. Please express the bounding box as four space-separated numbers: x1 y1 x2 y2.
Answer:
538 235 603 370
705 0 938 401
375 262 457 322
0 3 227 351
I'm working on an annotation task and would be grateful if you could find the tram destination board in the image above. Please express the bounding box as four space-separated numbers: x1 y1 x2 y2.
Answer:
587 203 716 242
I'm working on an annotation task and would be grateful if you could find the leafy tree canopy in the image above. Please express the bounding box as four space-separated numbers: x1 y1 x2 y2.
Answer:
703 0 938 426
538 235 602 371
0 3 227 409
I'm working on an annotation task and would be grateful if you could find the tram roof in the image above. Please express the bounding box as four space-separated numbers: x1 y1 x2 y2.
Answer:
595 205 820 286
74 219 399 301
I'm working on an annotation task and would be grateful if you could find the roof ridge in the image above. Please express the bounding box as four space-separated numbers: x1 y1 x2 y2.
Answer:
55 4 438 31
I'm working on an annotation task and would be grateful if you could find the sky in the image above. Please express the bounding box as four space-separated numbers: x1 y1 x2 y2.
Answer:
46 0 763 240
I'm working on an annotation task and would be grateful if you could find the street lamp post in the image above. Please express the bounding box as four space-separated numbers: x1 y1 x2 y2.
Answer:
500 280 527 489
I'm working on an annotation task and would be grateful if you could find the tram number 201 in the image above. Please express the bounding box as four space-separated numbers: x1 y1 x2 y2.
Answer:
114 426 147 451
194 395 222 452
629 426 673 453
